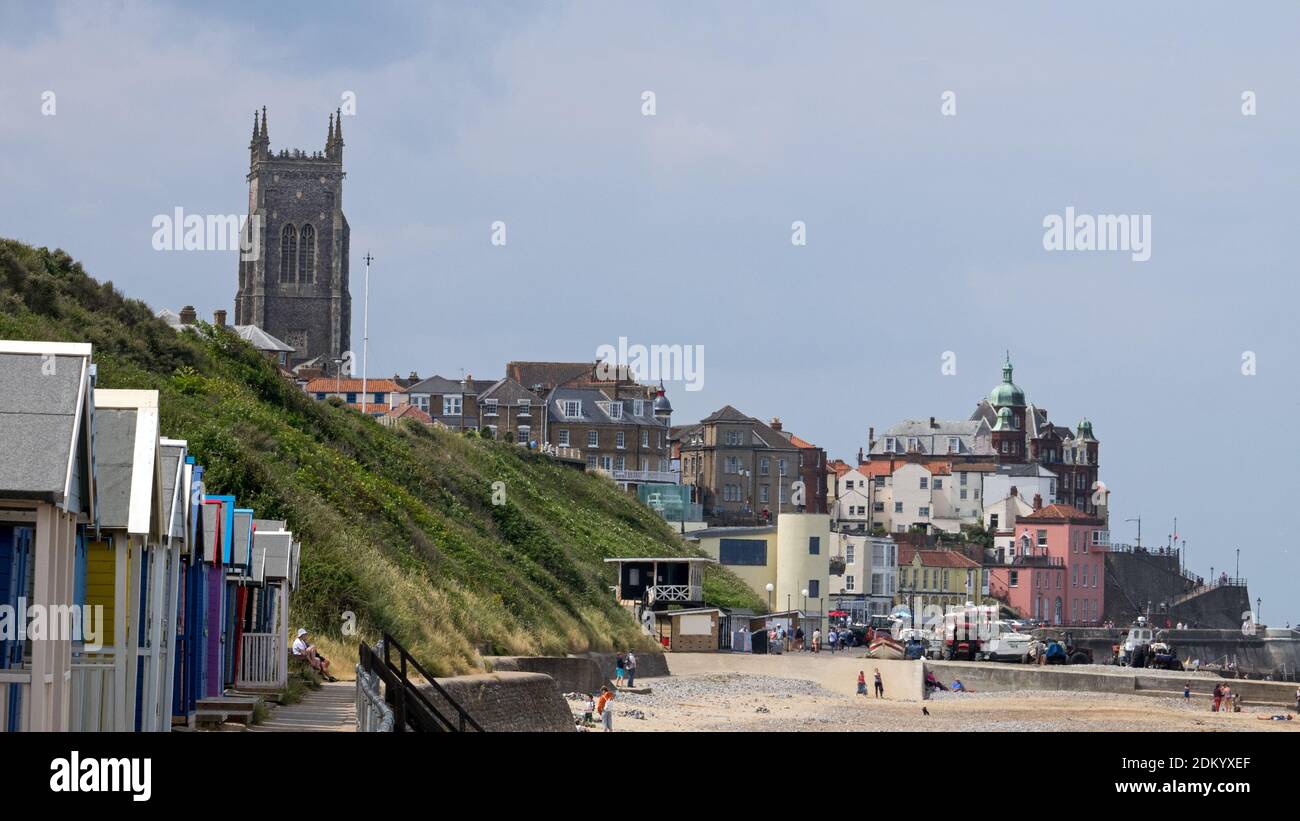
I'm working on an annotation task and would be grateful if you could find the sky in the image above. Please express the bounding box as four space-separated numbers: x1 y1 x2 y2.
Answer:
1 1 1296 621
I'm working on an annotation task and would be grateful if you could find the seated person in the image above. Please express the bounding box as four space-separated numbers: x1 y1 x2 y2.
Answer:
292 628 337 682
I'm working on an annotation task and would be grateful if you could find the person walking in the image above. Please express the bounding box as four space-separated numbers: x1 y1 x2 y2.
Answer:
615 652 626 687
625 650 637 688
795 626 804 652
1294 685 1300 714
857 670 867 696
828 629 838 654
812 628 821 653
1212 682 1223 712
873 667 884 699
1183 682 1191 704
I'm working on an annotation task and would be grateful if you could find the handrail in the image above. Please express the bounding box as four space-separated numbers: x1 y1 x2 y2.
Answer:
381 633 484 732
354 662 394 732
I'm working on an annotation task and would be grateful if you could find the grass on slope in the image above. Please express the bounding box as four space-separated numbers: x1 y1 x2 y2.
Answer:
0 240 764 674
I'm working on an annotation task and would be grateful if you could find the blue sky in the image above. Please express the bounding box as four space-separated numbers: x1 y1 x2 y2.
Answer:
1 1 1296 621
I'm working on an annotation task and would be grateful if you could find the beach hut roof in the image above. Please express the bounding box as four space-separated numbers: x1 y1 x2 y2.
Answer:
92 389 163 540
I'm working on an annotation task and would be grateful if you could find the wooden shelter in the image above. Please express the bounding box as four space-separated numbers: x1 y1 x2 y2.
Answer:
653 607 722 652
604 556 714 608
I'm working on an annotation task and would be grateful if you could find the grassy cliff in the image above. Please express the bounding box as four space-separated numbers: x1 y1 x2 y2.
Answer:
0 240 763 674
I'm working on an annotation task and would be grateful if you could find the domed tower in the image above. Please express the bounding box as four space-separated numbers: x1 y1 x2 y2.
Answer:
652 379 673 424
1075 418 1098 466
991 406 1025 463
987 351 1027 431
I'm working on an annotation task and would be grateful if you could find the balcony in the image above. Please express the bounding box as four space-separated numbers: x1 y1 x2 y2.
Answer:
647 584 703 603
596 468 680 484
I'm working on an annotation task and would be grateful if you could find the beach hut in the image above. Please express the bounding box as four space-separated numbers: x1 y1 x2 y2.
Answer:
652 608 722 652
0 341 97 732
237 524 297 691
148 438 190 731
172 459 208 722
73 389 164 732
200 495 235 697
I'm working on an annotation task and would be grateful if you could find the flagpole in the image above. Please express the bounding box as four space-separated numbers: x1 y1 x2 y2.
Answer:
362 252 372 416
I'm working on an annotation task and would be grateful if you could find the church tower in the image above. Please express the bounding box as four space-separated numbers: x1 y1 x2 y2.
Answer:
234 107 351 369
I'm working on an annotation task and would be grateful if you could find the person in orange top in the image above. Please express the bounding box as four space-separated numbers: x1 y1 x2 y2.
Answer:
596 686 615 732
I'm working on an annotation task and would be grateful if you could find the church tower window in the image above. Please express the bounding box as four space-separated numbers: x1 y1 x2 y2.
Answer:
298 223 316 283
280 224 298 283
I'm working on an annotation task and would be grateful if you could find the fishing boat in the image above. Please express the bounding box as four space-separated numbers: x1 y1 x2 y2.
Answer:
867 634 905 660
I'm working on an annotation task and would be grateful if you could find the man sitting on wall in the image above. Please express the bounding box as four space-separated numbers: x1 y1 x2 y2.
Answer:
292 628 338 682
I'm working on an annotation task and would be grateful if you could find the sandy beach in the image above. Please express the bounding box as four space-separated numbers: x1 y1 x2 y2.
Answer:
568 673 1300 732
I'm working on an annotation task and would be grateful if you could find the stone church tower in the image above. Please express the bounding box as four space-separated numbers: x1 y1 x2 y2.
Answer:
234 107 350 369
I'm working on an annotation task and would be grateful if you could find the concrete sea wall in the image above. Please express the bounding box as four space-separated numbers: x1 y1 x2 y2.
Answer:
419 671 575 732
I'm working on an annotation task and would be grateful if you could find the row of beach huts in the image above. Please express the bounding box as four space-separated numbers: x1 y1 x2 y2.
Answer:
0 340 301 731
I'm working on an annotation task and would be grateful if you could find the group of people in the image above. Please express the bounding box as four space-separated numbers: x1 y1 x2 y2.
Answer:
581 686 616 731
1185 681 1300 716
614 650 638 687
856 668 885 698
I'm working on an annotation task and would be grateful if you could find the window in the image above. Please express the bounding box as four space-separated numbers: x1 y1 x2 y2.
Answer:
808 580 820 598
279 224 297 282
641 430 649 447
719 538 767 566
586 454 597 468
607 402 623 420
894 502 903 513
443 395 462 415
587 430 599 448
845 575 855 592
298 223 316 283
846 545 855 565
600 456 613 470
989 514 999 530
558 430 570 447
907 437 919 451
918 506 930 517
808 536 820 555
563 400 582 418
884 437 897 452
633 400 644 416
517 426 530 444
960 489 968 500
484 400 498 416
948 437 960 453
759 485 769 503
616 431 626 449
874 476 885 488
373 392 385 403
1009 570 1019 588
960 472 968 486
845 479 854 490
724 430 743 446
873 502 884 512
615 456 625 470
517 399 530 417
778 459 788 476
1037 529 1048 547
933 478 942 490
315 392 325 400
920 477 928 490
346 392 357 403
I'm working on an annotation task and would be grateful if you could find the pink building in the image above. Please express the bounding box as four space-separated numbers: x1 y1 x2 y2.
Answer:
990 503 1108 625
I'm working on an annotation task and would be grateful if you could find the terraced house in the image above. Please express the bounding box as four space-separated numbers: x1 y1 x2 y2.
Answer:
546 384 672 488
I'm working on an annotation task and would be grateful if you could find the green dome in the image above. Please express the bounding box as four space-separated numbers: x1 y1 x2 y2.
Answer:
1076 418 1096 441
992 406 1014 431
988 353 1026 408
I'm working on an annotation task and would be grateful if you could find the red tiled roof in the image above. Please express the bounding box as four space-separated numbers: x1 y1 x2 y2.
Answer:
788 433 817 449
898 545 980 568
384 403 433 423
305 378 406 394
827 459 852 478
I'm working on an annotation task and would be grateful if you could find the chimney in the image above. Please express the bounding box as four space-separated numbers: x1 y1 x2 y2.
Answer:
1033 493 1042 511
770 417 782 431
213 309 227 327
857 447 864 465
868 427 875 447
929 416 936 429
409 371 420 381
1010 485 1018 497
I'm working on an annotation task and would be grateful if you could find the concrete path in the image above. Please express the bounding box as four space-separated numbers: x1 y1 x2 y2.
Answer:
250 681 356 732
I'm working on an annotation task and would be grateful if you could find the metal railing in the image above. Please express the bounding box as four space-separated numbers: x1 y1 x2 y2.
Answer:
357 635 484 732
354 661 394 732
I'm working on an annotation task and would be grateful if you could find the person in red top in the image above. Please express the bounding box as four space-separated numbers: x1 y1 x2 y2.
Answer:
596 686 615 732
857 670 867 696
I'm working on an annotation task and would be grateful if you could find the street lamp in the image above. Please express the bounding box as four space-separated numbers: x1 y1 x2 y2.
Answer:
1235 548 1240 582
765 582 774 612
1257 597 1262 626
